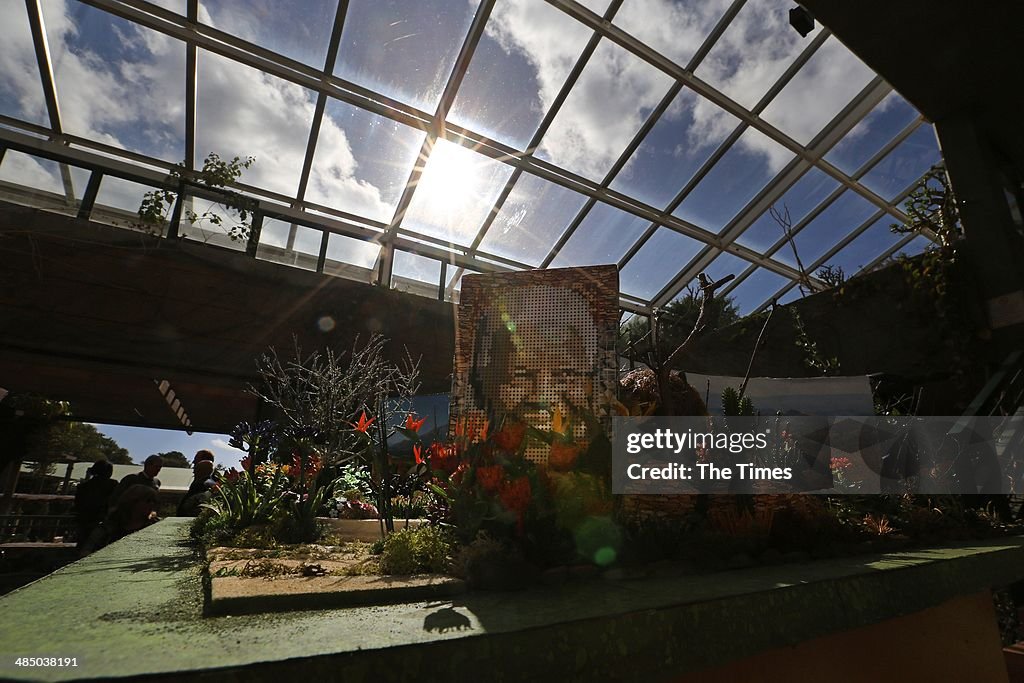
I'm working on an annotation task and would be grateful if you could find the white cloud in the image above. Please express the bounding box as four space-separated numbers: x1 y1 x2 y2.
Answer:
0 151 64 193
759 37 874 145
484 0 675 180
484 0 807 180
40 0 186 159
0 3 48 123
305 118 393 221
208 437 245 469
615 0 732 67
2 1 394 224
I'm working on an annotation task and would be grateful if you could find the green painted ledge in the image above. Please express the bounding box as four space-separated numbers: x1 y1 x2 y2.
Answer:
2 518 1024 682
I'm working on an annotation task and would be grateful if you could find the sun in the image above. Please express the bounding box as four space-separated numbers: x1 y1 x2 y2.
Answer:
415 138 483 212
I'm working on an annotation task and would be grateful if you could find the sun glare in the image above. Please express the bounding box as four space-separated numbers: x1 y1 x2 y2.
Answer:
416 139 483 212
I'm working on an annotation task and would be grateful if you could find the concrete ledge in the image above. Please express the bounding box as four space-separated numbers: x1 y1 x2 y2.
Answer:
2 518 1024 682
209 573 466 616
317 517 425 542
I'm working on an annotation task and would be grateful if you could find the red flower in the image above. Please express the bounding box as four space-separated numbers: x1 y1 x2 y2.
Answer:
449 462 470 486
492 421 527 452
428 442 459 474
498 477 531 514
413 444 424 465
404 414 427 433
548 442 580 472
240 455 251 472
225 468 241 483
352 411 376 433
499 477 532 534
476 465 505 494
830 456 853 473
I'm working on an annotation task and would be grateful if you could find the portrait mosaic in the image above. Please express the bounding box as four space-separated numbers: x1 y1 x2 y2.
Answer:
451 266 619 465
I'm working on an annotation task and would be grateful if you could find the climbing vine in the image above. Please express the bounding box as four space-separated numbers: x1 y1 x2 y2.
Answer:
135 153 256 241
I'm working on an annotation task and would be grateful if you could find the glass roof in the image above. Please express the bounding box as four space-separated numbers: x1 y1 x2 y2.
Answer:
0 0 942 317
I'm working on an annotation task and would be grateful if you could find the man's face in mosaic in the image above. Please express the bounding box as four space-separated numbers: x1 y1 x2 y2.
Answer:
479 286 596 431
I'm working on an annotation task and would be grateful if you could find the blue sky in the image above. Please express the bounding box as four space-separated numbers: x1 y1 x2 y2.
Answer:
93 424 244 469
0 0 941 313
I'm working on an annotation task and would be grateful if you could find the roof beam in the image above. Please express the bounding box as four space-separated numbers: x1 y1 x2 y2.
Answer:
24 0 62 135
379 0 497 286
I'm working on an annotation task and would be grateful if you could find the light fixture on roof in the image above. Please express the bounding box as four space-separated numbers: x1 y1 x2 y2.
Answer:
789 6 815 37
154 379 193 435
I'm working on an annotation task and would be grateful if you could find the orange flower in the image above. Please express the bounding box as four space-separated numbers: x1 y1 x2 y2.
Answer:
551 407 569 436
475 419 490 441
548 442 580 472
476 465 505 494
404 413 426 433
492 421 527 452
413 444 424 465
352 411 376 433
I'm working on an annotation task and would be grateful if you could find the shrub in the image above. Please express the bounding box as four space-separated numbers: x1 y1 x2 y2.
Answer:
379 526 454 575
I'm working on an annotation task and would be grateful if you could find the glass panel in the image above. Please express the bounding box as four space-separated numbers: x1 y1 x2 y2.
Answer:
0 151 90 216
199 0 338 68
697 250 750 287
334 0 479 113
697 0 822 109
821 215 903 276
619 227 703 300
776 285 801 306
726 268 788 316
824 91 919 175
860 125 941 200
147 0 187 13
448 0 593 149
549 202 648 267
323 232 380 282
391 250 441 298
478 174 588 265
610 87 739 209
779 190 877 268
735 167 838 252
41 1 186 161
401 139 514 247
443 265 481 303
181 196 255 252
256 218 322 268
897 235 933 259
306 97 424 223
197 49 315 196
614 0 733 67
538 38 673 182
0 2 47 125
759 36 874 144
92 176 169 230
673 127 794 232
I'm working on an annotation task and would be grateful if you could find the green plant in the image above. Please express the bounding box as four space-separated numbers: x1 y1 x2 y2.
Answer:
136 153 256 240
378 526 455 575
201 466 287 531
791 309 840 376
721 386 755 416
